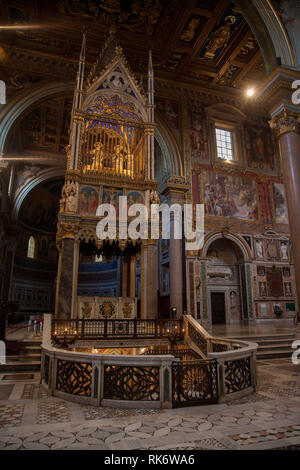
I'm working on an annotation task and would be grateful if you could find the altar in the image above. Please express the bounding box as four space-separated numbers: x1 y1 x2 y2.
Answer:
78 296 137 320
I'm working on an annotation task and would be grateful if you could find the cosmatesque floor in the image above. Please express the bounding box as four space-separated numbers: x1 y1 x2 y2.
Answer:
0 359 299 450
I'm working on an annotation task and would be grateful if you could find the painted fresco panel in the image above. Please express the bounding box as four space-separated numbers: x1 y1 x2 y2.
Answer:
189 101 209 162
79 186 98 215
245 123 275 171
156 98 179 130
127 191 144 206
202 171 258 221
102 187 123 215
273 183 289 224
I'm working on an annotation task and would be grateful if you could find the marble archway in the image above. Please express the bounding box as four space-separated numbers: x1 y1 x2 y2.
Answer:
195 232 254 327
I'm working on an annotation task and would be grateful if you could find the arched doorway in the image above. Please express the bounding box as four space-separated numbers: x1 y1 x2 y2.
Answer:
202 233 253 326
207 238 243 325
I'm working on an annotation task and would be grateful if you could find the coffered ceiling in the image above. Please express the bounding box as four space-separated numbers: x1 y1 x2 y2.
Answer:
0 0 267 98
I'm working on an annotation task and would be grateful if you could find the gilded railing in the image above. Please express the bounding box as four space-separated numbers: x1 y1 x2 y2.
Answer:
143 347 201 361
51 318 184 341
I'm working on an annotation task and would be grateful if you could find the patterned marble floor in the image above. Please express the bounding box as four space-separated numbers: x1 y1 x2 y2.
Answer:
0 359 299 450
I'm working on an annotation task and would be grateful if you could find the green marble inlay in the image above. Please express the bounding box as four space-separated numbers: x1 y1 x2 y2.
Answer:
201 262 207 319
245 263 254 318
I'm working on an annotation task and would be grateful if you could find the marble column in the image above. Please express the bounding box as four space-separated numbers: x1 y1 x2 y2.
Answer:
122 259 128 297
170 231 183 318
130 256 135 297
239 262 254 320
269 109 300 306
159 181 188 318
71 240 80 319
55 238 75 319
141 240 157 319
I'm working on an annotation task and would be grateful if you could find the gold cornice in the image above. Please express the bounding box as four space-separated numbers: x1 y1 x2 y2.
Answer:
65 169 157 190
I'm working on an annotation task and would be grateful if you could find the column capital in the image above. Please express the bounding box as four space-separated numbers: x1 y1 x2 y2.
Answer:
269 108 300 137
56 222 79 246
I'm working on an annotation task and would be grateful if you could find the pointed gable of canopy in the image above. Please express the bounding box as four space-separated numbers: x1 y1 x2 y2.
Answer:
83 27 147 121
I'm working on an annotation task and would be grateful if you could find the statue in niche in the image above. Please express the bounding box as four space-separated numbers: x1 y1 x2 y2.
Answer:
259 282 267 297
204 16 236 59
150 190 160 204
280 242 288 259
65 191 77 213
255 239 263 258
110 74 124 89
283 267 290 278
61 179 77 213
180 18 200 42
285 283 292 296
229 290 240 322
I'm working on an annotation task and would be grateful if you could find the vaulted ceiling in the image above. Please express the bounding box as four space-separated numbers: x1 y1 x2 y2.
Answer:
0 0 267 99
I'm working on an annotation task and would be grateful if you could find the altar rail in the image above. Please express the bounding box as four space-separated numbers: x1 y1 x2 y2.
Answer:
51 318 184 341
184 315 258 402
42 315 258 407
143 347 200 361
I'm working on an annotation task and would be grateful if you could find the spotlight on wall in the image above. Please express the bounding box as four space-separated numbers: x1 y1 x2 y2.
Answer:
246 88 255 97
171 307 177 318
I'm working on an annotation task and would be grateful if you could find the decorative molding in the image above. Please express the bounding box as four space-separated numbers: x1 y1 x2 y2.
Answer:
269 109 300 137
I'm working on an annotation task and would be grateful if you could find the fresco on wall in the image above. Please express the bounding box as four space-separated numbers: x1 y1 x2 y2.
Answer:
78 186 98 215
19 179 63 232
273 183 289 224
202 171 258 220
127 191 144 207
102 187 123 215
244 123 275 171
189 101 209 162
156 98 179 129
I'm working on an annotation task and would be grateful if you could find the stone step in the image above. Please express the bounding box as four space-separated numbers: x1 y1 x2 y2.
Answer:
255 338 294 345
230 334 295 341
23 345 42 355
5 354 41 362
0 361 41 372
258 344 293 351
230 333 295 360
257 349 293 360
20 340 42 346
